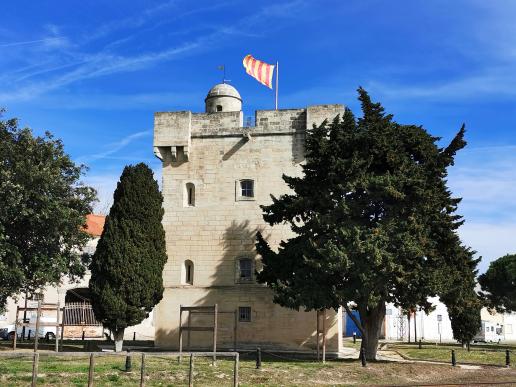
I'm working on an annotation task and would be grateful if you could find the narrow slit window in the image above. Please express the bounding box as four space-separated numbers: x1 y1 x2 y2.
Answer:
183 260 194 285
239 306 251 322
186 183 195 206
240 179 254 198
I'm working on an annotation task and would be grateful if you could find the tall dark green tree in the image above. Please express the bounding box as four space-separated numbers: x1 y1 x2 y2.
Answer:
479 254 516 313
256 89 476 360
440 242 481 347
447 291 482 348
89 163 167 351
0 111 96 311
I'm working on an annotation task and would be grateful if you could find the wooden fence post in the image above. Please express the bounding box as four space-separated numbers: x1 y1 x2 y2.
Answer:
60 306 65 351
322 309 326 364
213 304 218 365
187 312 191 351
88 352 95 387
31 352 39 387
233 353 239 387
178 305 183 363
233 309 238 351
13 306 19 350
316 311 320 361
188 353 194 387
55 300 60 352
140 353 146 387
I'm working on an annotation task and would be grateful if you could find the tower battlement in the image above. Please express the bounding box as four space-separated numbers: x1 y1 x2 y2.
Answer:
153 104 344 161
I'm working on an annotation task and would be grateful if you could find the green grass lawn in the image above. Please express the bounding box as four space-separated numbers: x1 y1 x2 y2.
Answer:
1 351 516 386
390 343 513 367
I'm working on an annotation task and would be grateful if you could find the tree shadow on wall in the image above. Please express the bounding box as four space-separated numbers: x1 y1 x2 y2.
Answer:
154 220 263 351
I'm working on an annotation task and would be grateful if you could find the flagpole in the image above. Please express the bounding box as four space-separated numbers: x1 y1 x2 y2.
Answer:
275 61 279 110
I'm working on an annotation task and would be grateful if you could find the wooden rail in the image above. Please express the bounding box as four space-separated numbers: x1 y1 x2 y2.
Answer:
0 351 240 387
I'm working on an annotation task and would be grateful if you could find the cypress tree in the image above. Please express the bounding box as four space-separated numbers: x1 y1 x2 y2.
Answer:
89 163 167 351
256 88 477 360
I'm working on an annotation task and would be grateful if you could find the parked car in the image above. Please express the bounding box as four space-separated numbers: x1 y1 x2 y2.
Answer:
0 315 57 341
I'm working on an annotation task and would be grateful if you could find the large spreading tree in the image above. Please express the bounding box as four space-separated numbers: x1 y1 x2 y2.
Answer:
0 111 96 311
89 163 167 352
256 89 477 360
479 254 516 313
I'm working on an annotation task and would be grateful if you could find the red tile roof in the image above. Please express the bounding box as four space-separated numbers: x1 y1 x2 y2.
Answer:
83 214 106 237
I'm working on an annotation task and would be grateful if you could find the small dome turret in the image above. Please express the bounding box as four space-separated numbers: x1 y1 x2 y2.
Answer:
205 83 242 113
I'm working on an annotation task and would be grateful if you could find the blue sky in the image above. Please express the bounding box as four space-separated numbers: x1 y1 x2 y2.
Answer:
1 0 515 273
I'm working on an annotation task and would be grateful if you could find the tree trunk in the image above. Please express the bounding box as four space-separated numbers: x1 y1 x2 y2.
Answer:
359 302 386 361
407 312 411 343
113 328 125 352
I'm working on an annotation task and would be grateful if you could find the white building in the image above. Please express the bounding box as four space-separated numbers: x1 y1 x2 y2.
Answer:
0 214 155 341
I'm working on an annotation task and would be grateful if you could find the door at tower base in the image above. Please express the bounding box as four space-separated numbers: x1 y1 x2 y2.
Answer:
155 287 343 352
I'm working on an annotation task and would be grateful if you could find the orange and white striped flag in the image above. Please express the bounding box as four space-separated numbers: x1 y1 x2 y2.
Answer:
243 54 275 89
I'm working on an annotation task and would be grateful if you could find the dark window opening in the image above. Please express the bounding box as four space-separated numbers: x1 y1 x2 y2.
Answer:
216 105 223 112
239 306 251 322
239 258 253 280
186 183 195 206
186 264 192 283
240 179 254 198
184 260 194 285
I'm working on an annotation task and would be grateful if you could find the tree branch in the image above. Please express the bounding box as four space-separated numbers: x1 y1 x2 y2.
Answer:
343 303 365 337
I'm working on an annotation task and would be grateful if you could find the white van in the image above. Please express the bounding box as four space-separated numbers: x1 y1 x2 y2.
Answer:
0 315 57 341
474 321 503 343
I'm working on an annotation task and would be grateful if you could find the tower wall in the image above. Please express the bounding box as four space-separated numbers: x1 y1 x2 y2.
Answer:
154 105 344 351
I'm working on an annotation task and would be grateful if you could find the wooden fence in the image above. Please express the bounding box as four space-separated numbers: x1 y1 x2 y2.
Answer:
0 351 239 387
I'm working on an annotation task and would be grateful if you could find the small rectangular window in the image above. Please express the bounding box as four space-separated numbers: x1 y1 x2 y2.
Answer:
239 307 251 322
239 258 253 281
240 180 254 198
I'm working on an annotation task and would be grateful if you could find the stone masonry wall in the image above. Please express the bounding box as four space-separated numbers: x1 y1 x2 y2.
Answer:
154 104 344 351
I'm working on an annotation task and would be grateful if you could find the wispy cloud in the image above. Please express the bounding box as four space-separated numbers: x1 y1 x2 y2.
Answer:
0 37 67 48
366 67 516 101
0 0 304 103
447 145 516 272
24 91 200 110
77 130 152 164
81 0 180 43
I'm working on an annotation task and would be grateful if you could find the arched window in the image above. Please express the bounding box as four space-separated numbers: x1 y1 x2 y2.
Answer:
182 260 194 285
185 183 195 207
216 105 223 112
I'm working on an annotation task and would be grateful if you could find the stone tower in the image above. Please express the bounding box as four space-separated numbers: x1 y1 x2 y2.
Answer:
153 83 345 352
